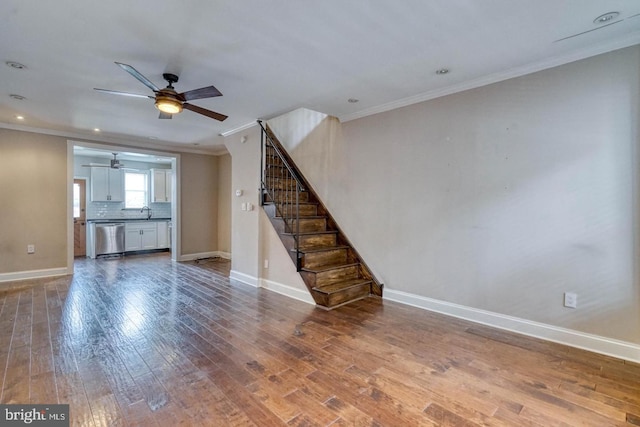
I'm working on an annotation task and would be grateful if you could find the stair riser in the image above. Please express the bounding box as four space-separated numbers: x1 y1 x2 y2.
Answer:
265 180 300 191
301 248 348 269
264 203 316 219
300 264 360 288
264 166 290 179
289 218 327 233
314 265 360 287
264 191 310 203
271 217 327 234
312 283 370 308
277 204 318 217
264 201 317 218
299 233 336 249
264 203 318 218
280 233 337 253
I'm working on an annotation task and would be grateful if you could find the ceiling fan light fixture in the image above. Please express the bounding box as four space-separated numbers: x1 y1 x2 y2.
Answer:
155 96 183 114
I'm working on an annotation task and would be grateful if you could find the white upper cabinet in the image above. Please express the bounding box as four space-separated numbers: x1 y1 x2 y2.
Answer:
91 168 123 202
151 169 172 203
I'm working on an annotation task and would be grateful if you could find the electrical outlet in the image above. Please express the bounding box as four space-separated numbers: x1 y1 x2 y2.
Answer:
27 244 35 254
264 259 269 269
564 292 577 308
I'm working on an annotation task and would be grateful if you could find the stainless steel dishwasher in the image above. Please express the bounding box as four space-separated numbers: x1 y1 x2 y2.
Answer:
95 222 125 256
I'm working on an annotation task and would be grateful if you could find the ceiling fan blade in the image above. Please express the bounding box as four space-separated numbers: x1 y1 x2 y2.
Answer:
183 103 228 121
179 85 223 101
115 62 160 92
158 111 173 119
94 88 154 99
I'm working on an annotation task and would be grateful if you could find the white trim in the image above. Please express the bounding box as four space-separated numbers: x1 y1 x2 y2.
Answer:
339 34 640 123
384 288 640 363
259 278 315 305
66 143 75 274
229 270 259 287
178 251 230 262
219 121 258 137
0 268 70 284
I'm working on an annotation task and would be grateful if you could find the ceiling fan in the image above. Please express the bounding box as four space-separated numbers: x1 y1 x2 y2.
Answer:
94 62 227 121
82 153 125 169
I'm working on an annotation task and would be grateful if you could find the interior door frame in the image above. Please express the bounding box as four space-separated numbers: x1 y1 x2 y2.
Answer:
66 140 180 273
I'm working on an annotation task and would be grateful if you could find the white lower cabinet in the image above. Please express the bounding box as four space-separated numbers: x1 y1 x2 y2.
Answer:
157 221 170 249
125 222 158 251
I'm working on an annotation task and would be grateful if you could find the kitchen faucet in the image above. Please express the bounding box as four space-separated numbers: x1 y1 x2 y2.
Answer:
141 206 152 220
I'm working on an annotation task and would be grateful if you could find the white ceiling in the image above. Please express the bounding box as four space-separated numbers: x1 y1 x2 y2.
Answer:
2 1 640 154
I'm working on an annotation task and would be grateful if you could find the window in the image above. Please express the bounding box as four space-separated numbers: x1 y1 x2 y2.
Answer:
124 171 149 209
73 183 81 218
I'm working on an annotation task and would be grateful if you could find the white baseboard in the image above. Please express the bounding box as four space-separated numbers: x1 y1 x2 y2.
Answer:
260 278 315 305
384 288 640 364
0 267 70 284
229 270 259 287
179 251 230 262
229 271 314 305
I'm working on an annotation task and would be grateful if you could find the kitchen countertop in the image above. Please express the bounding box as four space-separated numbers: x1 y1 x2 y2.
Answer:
87 218 171 223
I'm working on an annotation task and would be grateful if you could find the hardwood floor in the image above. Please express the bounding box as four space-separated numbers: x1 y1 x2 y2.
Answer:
0 253 638 426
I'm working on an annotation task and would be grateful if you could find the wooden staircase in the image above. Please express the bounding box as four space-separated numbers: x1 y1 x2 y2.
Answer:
259 121 382 309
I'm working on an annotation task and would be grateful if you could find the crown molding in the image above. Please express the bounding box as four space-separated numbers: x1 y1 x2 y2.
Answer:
339 33 640 123
219 120 258 137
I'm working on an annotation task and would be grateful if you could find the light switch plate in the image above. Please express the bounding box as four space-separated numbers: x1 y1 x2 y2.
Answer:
564 292 577 308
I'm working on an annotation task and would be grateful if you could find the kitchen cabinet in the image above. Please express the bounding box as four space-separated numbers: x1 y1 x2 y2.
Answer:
91 167 123 202
157 221 170 249
125 222 158 251
151 169 172 203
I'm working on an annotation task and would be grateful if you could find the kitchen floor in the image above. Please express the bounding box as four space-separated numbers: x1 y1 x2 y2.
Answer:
0 253 638 426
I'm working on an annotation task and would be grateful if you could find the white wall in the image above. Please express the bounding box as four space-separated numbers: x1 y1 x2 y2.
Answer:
268 46 640 348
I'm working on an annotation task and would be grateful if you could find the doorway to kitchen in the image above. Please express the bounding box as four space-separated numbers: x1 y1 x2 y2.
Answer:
67 140 180 272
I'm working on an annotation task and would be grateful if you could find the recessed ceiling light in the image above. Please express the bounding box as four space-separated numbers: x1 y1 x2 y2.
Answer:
16 115 24 120
6 61 27 70
436 68 450 75
347 98 359 103
593 12 620 24
93 128 100 132
9 94 26 101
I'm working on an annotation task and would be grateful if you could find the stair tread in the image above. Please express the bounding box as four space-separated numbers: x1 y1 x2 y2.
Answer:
312 278 372 294
295 244 349 254
275 215 326 220
263 200 313 206
271 201 319 207
301 262 360 273
281 230 337 236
